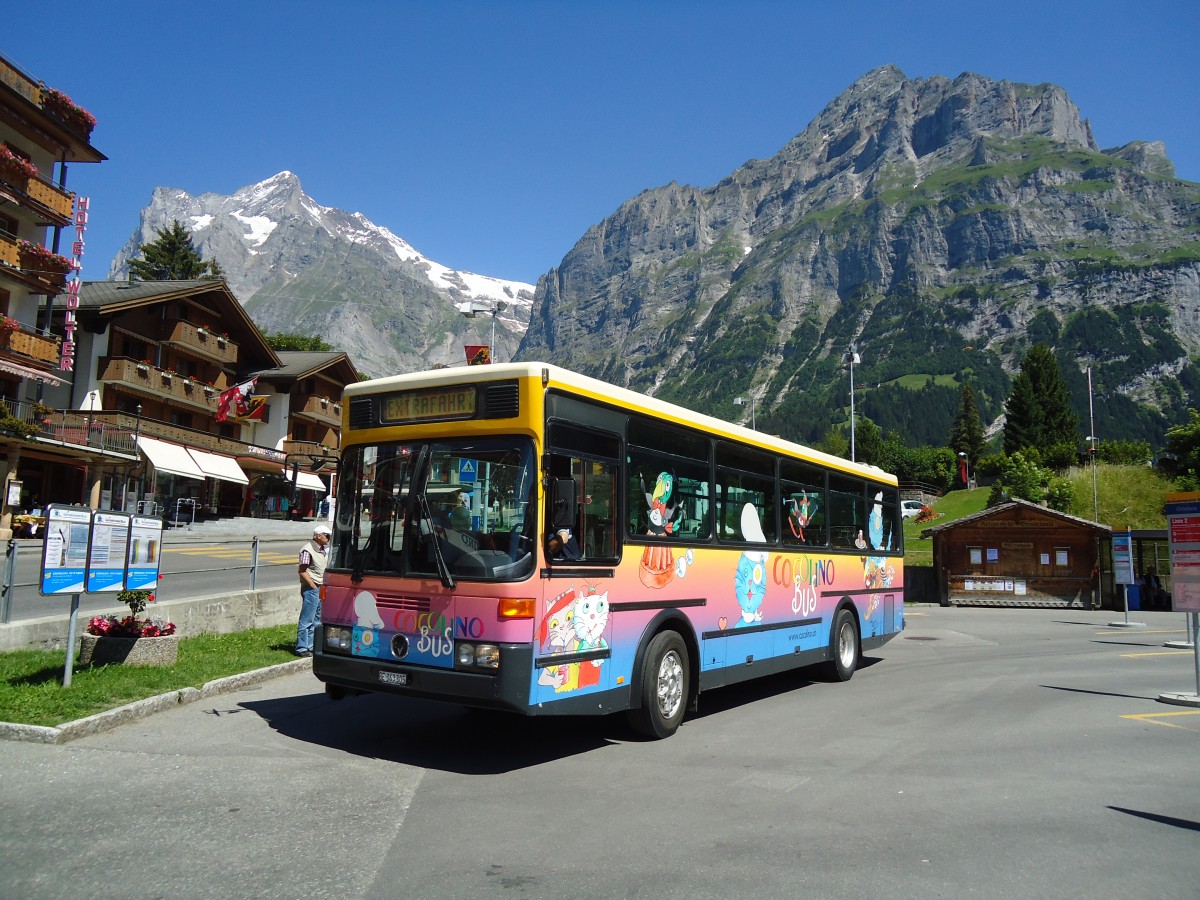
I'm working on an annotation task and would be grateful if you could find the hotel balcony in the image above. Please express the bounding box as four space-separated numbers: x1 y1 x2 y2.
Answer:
160 319 238 364
98 356 223 414
0 167 74 225
0 233 69 294
0 323 59 366
293 394 342 426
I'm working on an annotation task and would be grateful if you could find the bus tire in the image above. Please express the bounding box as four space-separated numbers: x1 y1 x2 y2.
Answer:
626 630 689 740
823 607 859 682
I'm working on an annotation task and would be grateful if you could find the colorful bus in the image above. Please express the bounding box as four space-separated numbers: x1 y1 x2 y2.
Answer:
316 363 904 738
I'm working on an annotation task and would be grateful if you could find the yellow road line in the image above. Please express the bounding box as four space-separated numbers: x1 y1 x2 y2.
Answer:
1097 630 1185 635
1121 711 1200 731
1120 650 1193 658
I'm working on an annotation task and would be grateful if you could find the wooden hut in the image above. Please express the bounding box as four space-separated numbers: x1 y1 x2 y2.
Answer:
921 499 1111 608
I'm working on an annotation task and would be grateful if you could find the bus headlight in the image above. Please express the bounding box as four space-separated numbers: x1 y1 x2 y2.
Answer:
455 642 500 671
325 626 352 651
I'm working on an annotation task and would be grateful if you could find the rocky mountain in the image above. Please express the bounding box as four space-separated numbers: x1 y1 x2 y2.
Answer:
516 66 1200 448
108 172 535 377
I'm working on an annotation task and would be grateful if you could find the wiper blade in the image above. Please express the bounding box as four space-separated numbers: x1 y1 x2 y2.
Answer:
410 445 455 590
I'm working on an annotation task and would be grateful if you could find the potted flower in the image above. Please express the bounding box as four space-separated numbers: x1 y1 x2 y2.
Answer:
41 88 96 139
79 587 178 667
0 316 19 335
136 359 150 375
0 146 38 184
16 240 72 283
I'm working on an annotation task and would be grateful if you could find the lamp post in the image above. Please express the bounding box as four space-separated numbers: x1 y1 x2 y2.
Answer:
733 395 756 430
1087 365 1099 523
456 299 507 363
842 347 860 462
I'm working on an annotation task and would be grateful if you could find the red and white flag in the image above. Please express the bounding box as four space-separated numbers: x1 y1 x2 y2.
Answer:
216 377 258 422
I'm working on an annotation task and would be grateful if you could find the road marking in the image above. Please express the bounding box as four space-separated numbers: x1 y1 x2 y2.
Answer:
1097 630 1184 636
1120 650 1193 658
1121 711 1200 731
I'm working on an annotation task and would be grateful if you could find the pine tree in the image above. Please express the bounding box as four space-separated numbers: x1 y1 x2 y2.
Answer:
949 382 986 468
128 220 221 281
1003 344 1079 460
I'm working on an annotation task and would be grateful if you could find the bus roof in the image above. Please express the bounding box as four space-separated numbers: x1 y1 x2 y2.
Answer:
346 362 896 486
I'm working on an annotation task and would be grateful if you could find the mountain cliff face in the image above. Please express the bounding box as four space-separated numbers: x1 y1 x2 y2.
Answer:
109 173 534 377
517 67 1200 447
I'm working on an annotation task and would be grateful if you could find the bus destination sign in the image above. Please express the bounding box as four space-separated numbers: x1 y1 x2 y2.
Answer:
382 387 477 423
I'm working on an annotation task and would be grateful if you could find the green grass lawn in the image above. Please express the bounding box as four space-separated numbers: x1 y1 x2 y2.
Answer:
902 486 989 566
0 625 299 728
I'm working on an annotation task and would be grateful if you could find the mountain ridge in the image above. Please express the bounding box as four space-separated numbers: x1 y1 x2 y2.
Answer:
108 172 535 376
515 67 1200 448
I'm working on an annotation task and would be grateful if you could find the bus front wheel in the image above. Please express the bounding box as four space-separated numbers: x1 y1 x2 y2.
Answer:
626 631 689 739
823 608 860 682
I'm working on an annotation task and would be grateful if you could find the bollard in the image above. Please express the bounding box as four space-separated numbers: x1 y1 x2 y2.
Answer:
0 538 15 625
249 535 259 591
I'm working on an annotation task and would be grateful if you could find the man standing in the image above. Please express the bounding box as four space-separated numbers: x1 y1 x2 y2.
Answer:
296 524 331 657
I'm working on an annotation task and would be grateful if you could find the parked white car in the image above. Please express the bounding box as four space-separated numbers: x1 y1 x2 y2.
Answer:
901 499 924 520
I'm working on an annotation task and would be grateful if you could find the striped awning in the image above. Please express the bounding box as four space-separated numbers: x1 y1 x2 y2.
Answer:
0 359 64 386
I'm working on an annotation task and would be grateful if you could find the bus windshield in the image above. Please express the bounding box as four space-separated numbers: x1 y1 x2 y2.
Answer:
333 437 537 583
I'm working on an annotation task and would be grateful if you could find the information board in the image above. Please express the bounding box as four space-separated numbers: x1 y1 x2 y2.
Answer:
1112 531 1136 585
86 511 131 593
125 515 164 591
1166 493 1200 613
40 505 92 595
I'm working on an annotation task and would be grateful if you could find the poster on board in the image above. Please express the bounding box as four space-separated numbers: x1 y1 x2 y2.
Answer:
86 511 131 593
1166 493 1200 613
125 515 164 591
40 505 92 595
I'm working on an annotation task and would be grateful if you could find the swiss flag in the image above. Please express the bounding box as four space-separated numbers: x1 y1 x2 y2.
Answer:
216 377 258 422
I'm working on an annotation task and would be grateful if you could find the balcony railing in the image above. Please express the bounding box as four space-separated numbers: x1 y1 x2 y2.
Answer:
2 399 286 461
0 233 69 293
1 325 60 365
0 167 73 224
99 357 223 413
0 57 42 106
294 394 342 425
161 319 238 364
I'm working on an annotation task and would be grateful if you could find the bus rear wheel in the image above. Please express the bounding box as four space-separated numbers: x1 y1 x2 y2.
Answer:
823 608 859 682
626 631 688 739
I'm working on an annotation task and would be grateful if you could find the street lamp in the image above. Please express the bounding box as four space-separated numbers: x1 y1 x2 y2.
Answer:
1086 365 1099 523
457 299 507 363
842 348 860 462
733 395 756 430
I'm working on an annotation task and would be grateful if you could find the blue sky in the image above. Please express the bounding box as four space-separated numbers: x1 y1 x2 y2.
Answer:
8 0 1198 286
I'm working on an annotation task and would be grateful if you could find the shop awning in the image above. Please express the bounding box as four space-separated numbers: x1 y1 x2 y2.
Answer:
0 359 64 386
290 471 328 493
187 448 249 485
137 436 205 481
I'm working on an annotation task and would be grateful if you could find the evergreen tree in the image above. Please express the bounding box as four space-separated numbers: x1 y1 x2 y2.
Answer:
265 332 335 352
949 382 986 477
1003 344 1079 461
128 220 221 281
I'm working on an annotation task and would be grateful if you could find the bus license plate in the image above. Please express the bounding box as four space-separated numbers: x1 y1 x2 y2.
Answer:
378 670 408 686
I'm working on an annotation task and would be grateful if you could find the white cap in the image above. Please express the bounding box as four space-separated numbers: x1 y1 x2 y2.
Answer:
313 524 332 536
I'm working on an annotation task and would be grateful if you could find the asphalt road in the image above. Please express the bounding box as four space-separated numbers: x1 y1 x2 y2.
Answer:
2 606 1198 899
2 537 301 622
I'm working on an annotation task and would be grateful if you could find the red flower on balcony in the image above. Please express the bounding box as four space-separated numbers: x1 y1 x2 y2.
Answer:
0 146 38 182
41 88 96 138
16 240 72 278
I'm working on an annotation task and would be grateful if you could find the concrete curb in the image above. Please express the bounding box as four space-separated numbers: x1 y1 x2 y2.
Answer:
0 657 312 745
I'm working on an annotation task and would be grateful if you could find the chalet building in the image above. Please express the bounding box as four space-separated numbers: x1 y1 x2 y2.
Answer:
247 350 358 519
921 499 1111 608
3 280 356 531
